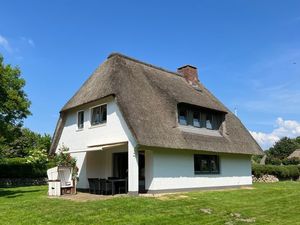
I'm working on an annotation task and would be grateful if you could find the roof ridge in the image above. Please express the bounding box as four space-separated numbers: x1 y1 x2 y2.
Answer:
108 52 183 78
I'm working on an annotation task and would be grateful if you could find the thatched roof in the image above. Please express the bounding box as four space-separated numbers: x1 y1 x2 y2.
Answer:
50 53 263 155
288 149 300 159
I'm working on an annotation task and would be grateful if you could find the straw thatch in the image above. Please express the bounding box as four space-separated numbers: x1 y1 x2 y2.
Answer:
50 53 263 155
288 149 300 159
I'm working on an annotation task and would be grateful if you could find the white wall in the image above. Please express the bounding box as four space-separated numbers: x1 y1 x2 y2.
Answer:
146 149 252 191
56 97 136 152
55 98 136 189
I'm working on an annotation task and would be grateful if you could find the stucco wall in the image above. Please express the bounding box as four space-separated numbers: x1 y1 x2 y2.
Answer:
147 149 252 191
56 98 137 190
56 97 136 152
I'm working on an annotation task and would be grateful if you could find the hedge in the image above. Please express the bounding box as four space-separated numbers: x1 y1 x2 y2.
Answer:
252 164 300 180
0 158 47 178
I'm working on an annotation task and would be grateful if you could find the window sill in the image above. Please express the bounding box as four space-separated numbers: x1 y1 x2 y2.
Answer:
194 172 220 175
178 125 222 137
89 123 107 129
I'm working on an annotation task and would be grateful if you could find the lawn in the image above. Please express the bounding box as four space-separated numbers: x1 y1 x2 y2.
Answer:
0 182 299 225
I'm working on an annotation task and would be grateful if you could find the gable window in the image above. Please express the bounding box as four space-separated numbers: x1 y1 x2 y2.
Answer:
178 103 223 130
77 111 84 129
91 104 107 126
194 154 220 174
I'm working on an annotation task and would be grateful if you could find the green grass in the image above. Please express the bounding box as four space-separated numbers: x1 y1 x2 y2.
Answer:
0 182 300 225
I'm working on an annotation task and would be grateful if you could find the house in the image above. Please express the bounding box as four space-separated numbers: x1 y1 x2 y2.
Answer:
288 149 300 159
50 53 263 195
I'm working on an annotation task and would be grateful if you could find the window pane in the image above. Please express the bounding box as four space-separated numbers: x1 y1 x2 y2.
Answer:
91 105 107 125
210 156 219 173
206 114 213 129
193 111 201 127
101 105 107 122
78 111 84 129
92 107 100 125
179 108 187 125
200 157 210 172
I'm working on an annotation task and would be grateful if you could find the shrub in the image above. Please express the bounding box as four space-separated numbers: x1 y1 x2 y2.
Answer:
265 156 282 165
252 164 300 180
282 157 300 165
0 157 47 178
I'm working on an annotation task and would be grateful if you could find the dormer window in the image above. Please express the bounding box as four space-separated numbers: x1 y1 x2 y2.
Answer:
179 107 188 125
91 104 107 126
178 103 223 130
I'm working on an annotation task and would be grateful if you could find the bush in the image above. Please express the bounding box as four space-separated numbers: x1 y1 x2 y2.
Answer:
265 156 282 165
0 157 47 178
252 164 300 180
282 157 300 165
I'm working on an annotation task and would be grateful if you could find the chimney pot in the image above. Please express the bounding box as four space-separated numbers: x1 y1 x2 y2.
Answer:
177 65 199 84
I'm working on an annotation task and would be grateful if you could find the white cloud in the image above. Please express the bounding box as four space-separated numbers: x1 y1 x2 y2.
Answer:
0 35 13 53
250 118 300 150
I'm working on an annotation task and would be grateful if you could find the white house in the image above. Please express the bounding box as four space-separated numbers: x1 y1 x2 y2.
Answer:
50 53 263 195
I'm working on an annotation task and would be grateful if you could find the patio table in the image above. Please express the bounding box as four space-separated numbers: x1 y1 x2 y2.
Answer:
108 178 127 195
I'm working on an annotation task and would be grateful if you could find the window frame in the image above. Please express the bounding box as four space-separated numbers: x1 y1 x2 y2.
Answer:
194 154 220 175
77 110 84 130
90 104 107 127
177 103 223 131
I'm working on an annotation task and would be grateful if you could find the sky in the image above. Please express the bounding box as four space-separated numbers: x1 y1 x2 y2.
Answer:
0 0 300 150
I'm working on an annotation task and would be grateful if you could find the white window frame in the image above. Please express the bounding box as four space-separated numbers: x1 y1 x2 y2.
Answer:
89 103 107 128
77 110 84 131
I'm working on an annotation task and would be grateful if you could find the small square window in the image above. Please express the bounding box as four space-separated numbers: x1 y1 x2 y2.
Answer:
91 104 107 126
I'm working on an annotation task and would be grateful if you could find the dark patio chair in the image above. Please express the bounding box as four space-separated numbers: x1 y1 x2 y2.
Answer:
100 179 112 195
88 178 99 194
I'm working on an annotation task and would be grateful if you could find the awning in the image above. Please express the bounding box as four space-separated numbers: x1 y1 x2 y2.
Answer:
68 141 128 153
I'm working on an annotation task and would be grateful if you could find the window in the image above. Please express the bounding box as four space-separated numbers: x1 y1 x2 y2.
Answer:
194 154 220 174
77 111 84 129
91 104 107 126
177 103 223 130
179 107 188 125
193 111 201 127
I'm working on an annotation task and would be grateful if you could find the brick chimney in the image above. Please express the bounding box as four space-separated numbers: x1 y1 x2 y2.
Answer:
177 65 199 84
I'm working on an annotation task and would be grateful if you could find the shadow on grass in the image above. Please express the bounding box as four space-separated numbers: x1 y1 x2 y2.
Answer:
0 189 40 198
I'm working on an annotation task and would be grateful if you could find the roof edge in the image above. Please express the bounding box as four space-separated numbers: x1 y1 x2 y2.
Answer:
108 52 183 78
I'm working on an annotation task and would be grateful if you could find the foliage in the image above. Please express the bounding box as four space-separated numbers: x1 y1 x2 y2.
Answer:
282 157 300 165
1 182 300 224
0 157 46 178
51 145 78 180
252 164 300 180
267 137 300 160
1 128 51 158
0 55 31 153
251 155 263 164
26 148 48 165
265 156 282 165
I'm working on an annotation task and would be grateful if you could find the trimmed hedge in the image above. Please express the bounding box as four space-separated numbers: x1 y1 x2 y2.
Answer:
0 158 47 178
252 164 300 180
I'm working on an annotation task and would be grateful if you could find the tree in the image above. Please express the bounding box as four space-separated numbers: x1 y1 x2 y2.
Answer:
0 55 31 153
267 137 300 160
5 128 51 158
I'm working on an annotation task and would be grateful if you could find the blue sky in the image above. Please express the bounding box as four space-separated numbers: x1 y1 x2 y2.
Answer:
0 0 300 149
